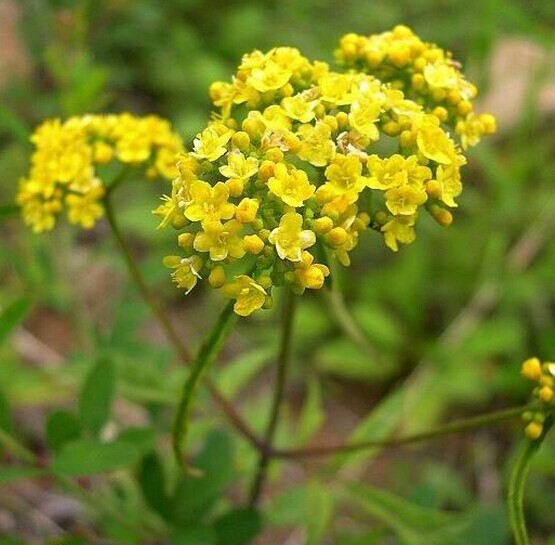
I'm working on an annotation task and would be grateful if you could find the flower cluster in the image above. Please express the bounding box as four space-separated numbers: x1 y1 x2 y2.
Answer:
520 357 555 439
336 25 496 149
158 26 490 316
17 114 183 232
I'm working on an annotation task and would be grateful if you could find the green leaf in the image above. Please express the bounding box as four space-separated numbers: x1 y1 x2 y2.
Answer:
0 297 30 346
296 378 325 446
51 439 140 476
78 359 115 436
46 411 81 452
171 431 235 526
139 452 172 522
216 347 273 399
0 390 12 433
0 104 31 145
0 466 46 485
345 482 456 545
214 508 262 545
306 481 334 545
172 525 217 545
117 427 156 456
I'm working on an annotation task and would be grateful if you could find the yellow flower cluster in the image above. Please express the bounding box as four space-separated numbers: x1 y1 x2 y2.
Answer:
17 114 183 232
159 27 489 316
520 357 555 439
336 25 496 149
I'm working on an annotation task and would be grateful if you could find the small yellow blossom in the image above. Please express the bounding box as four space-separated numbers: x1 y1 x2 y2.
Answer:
385 185 427 216
281 95 319 123
218 151 259 180
193 220 245 261
268 212 316 262
294 252 330 289
192 125 232 162
224 275 267 317
235 198 260 223
267 164 315 207
163 255 203 294
297 122 336 167
382 215 416 251
184 181 235 224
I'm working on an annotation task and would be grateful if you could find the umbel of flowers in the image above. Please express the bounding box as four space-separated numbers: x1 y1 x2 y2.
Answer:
18 114 184 232
521 357 555 439
157 26 496 316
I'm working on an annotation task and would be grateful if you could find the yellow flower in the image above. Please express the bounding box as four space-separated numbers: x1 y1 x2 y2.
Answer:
235 198 259 223
281 95 319 123
267 164 315 207
192 125 232 162
193 219 245 261
416 121 457 165
521 357 542 382
224 275 267 317
385 185 427 215
382 215 416 251
297 122 336 167
294 251 330 289
65 186 105 228
423 63 459 90
184 181 235 224
247 60 292 92
268 212 316 262
318 72 354 105
434 165 462 207
218 151 259 181
323 154 368 202
349 97 382 140
163 255 203 294
366 154 408 190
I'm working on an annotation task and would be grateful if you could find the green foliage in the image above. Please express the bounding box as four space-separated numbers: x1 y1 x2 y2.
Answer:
0 0 554 543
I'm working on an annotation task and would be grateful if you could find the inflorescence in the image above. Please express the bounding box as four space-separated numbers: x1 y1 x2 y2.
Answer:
18 113 183 232
17 26 496 317
156 26 495 316
521 357 555 439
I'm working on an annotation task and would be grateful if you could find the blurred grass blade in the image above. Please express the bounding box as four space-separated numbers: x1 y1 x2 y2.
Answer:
0 297 30 346
508 418 553 545
0 105 31 146
0 466 46 485
0 204 20 221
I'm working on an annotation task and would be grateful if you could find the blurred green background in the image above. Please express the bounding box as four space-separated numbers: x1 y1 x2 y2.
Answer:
0 1 554 544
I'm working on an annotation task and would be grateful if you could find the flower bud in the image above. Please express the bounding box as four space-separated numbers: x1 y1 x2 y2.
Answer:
236 198 259 223
209 266 226 288
243 234 265 255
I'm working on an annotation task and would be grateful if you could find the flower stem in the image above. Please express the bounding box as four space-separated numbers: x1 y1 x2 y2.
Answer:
172 299 237 469
272 404 547 459
103 194 262 452
248 289 296 506
508 417 553 545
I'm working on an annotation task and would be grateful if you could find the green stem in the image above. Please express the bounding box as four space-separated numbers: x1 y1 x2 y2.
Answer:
172 299 238 469
273 404 547 459
508 417 553 545
248 290 296 506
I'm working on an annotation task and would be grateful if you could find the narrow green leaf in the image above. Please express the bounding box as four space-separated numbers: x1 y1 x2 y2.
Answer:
51 439 140 476
0 390 12 434
0 298 30 346
78 359 115 435
0 105 31 145
344 482 455 545
297 378 325 445
508 418 553 545
306 481 334 545
214 508 262 545
0 466 46 485
173 301 236 469
46 411 81 452
139 452 172 521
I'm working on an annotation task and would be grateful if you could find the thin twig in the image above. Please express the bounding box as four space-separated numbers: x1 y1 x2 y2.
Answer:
248 290 296 506
272 404 546 459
